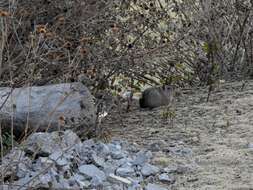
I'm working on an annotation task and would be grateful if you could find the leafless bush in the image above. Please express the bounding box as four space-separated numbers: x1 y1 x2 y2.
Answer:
1 0 253 91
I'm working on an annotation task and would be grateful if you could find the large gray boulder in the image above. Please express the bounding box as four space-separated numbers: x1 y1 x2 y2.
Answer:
0 82 96 136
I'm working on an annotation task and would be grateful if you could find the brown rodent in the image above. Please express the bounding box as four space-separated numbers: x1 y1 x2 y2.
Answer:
139 85 173 109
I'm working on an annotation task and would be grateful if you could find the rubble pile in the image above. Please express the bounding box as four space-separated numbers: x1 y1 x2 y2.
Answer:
0 130 179 190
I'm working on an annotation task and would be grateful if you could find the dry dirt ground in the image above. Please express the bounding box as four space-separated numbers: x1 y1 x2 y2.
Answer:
103 81 253 190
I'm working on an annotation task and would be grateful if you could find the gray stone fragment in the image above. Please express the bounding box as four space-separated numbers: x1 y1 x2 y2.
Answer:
107 143 125 159
103 162 118 176
158 173 175 184
54 175 73 189
108 143 122 152
118 157 133 166
141 163 160 177
78 148 94 162
146 151 153 158
111 150 125 159
35 157 54 170
1 148 26 164
73 173 85 181
128 186 142 190
25 132 62 155
0 148 33 180
16 171 57 189
91 154 105 167
116 165 135 177
145 183 168 190
76 140 97 159
162 165 178 174
132 150 152 166
91 175 104 187
103 183 124 190
49 151 68 166
79 164 106 181
128 183 142 190
96 142 111 156
17 162 30 179
108 173 133 185
83 139 96 148
81 180 92 188
72 174 91 188
39 173 54 186
15 172 42 189
62 130 81 147
25 130 80 163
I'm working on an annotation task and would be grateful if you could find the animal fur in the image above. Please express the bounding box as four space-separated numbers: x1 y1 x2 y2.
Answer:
139 85 173 109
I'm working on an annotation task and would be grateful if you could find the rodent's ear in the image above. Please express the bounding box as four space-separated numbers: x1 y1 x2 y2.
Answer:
162 84 170 90
165 85 174 92
162 84 166 90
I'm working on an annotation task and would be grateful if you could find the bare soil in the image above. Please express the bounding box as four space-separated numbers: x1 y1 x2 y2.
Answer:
103 81 253 190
